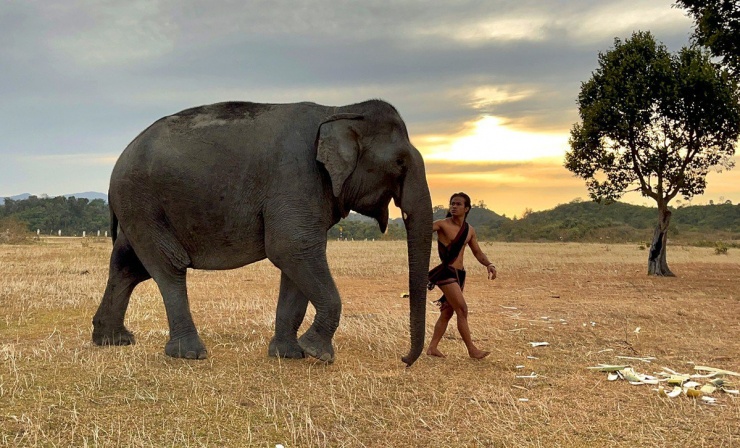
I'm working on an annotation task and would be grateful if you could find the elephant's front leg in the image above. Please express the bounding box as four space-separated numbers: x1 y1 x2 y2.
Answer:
268 272 309 359
274 255 341 363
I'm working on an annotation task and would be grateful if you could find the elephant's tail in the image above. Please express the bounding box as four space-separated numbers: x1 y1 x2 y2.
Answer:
109 205 118 244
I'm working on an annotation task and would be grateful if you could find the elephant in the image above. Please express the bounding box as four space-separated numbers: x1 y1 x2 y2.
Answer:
92 99 433 366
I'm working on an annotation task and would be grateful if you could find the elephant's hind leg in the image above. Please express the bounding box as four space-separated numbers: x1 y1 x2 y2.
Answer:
159 273 207 359
93 232 151 346
117 221 207 359
145 262 207 360
268 272 308 359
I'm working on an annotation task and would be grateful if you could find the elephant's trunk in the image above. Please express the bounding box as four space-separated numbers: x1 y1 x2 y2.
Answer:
399 153 433 367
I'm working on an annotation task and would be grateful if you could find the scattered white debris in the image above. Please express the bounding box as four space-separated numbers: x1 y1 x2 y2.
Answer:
515 365 525 369
615 355 657 363
518 398 529 402
516 372 538 379
665 387 682 398
529 342 549 347
616 367 660 385
588 364 629 372
634 327 641 334
667 375 690 386
591 362 738 403
694 365 740 377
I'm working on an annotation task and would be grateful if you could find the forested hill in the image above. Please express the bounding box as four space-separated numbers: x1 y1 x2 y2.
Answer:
523 200 738 231
1 195 738 242
491 200 739 243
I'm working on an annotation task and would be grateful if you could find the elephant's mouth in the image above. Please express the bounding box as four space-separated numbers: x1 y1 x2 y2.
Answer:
353 196 392 233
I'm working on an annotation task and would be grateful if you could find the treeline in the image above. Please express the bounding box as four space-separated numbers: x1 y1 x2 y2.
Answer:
331 200 739 244
487 200 739 243
0 196 109 236
2 195 738 243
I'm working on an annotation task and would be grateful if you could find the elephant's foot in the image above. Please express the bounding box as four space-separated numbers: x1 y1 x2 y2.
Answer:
268 337 305 359
165 333 207 359
92 324 136 346
298 328 335 363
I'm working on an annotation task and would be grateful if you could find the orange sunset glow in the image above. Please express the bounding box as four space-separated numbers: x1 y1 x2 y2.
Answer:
409 116 740 218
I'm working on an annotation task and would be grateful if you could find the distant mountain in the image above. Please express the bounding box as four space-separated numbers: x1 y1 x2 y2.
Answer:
0 193 32 204
64 191 108 202
1 191 107 205
431 206 508 226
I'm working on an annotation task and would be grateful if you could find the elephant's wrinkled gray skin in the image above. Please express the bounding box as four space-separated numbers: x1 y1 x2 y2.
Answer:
92 100 433 366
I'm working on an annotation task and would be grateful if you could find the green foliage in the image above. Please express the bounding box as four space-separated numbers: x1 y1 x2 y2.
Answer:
676 0 740 77
0 216 32 244
566 31 740 208
0 196 109 236
327 217 407 240
330 200 738 243
3 195 737 245
714 241 729 255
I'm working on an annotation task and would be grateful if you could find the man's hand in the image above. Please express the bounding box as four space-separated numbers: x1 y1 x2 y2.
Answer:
487 264 497 280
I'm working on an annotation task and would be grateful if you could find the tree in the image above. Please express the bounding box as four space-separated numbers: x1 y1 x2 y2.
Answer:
565 31 740 276
676 0 740 77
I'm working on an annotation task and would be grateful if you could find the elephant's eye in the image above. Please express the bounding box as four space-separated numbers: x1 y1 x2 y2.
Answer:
396 158 405 167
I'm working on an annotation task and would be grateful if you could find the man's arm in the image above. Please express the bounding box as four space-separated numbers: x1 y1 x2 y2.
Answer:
468 227 497 280
432 219 442 233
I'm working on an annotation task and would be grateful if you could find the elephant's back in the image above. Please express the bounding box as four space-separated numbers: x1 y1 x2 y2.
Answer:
107 101 329 270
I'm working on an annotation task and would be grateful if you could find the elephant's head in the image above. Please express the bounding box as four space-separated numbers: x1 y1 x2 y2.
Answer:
316 100 433 366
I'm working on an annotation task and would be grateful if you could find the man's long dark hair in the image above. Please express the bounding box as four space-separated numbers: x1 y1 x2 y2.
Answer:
445 192 472 221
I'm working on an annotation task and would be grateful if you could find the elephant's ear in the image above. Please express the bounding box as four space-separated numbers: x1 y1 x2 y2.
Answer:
316 114 364 197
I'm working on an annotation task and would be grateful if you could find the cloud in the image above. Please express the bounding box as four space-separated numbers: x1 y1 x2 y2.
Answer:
5 0 728 213
43 1 177 67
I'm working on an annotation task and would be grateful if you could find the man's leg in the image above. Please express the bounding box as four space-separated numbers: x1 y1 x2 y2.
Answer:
427 300 454 357
438 283 489 359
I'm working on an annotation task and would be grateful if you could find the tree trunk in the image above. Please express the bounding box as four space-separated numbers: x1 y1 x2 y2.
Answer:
647 207 674 276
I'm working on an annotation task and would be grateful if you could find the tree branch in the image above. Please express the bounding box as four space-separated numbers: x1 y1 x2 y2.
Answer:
629 141 657 200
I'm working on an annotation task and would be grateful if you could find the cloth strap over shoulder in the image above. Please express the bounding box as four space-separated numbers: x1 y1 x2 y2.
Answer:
427 222 469 289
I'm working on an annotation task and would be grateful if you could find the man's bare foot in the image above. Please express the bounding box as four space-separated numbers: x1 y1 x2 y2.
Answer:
427 347 446 358
469 349 490 359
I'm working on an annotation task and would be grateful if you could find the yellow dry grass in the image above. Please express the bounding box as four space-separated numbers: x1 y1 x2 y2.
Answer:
1 239 738 447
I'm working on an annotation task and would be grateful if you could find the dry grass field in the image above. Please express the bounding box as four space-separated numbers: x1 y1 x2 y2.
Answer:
1 238 738 447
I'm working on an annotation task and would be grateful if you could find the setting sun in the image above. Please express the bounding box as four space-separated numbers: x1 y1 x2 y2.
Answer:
421 115 569 163
411 116 581 217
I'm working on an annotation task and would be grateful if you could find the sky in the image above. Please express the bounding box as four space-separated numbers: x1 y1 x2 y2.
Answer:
2 0 738 218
